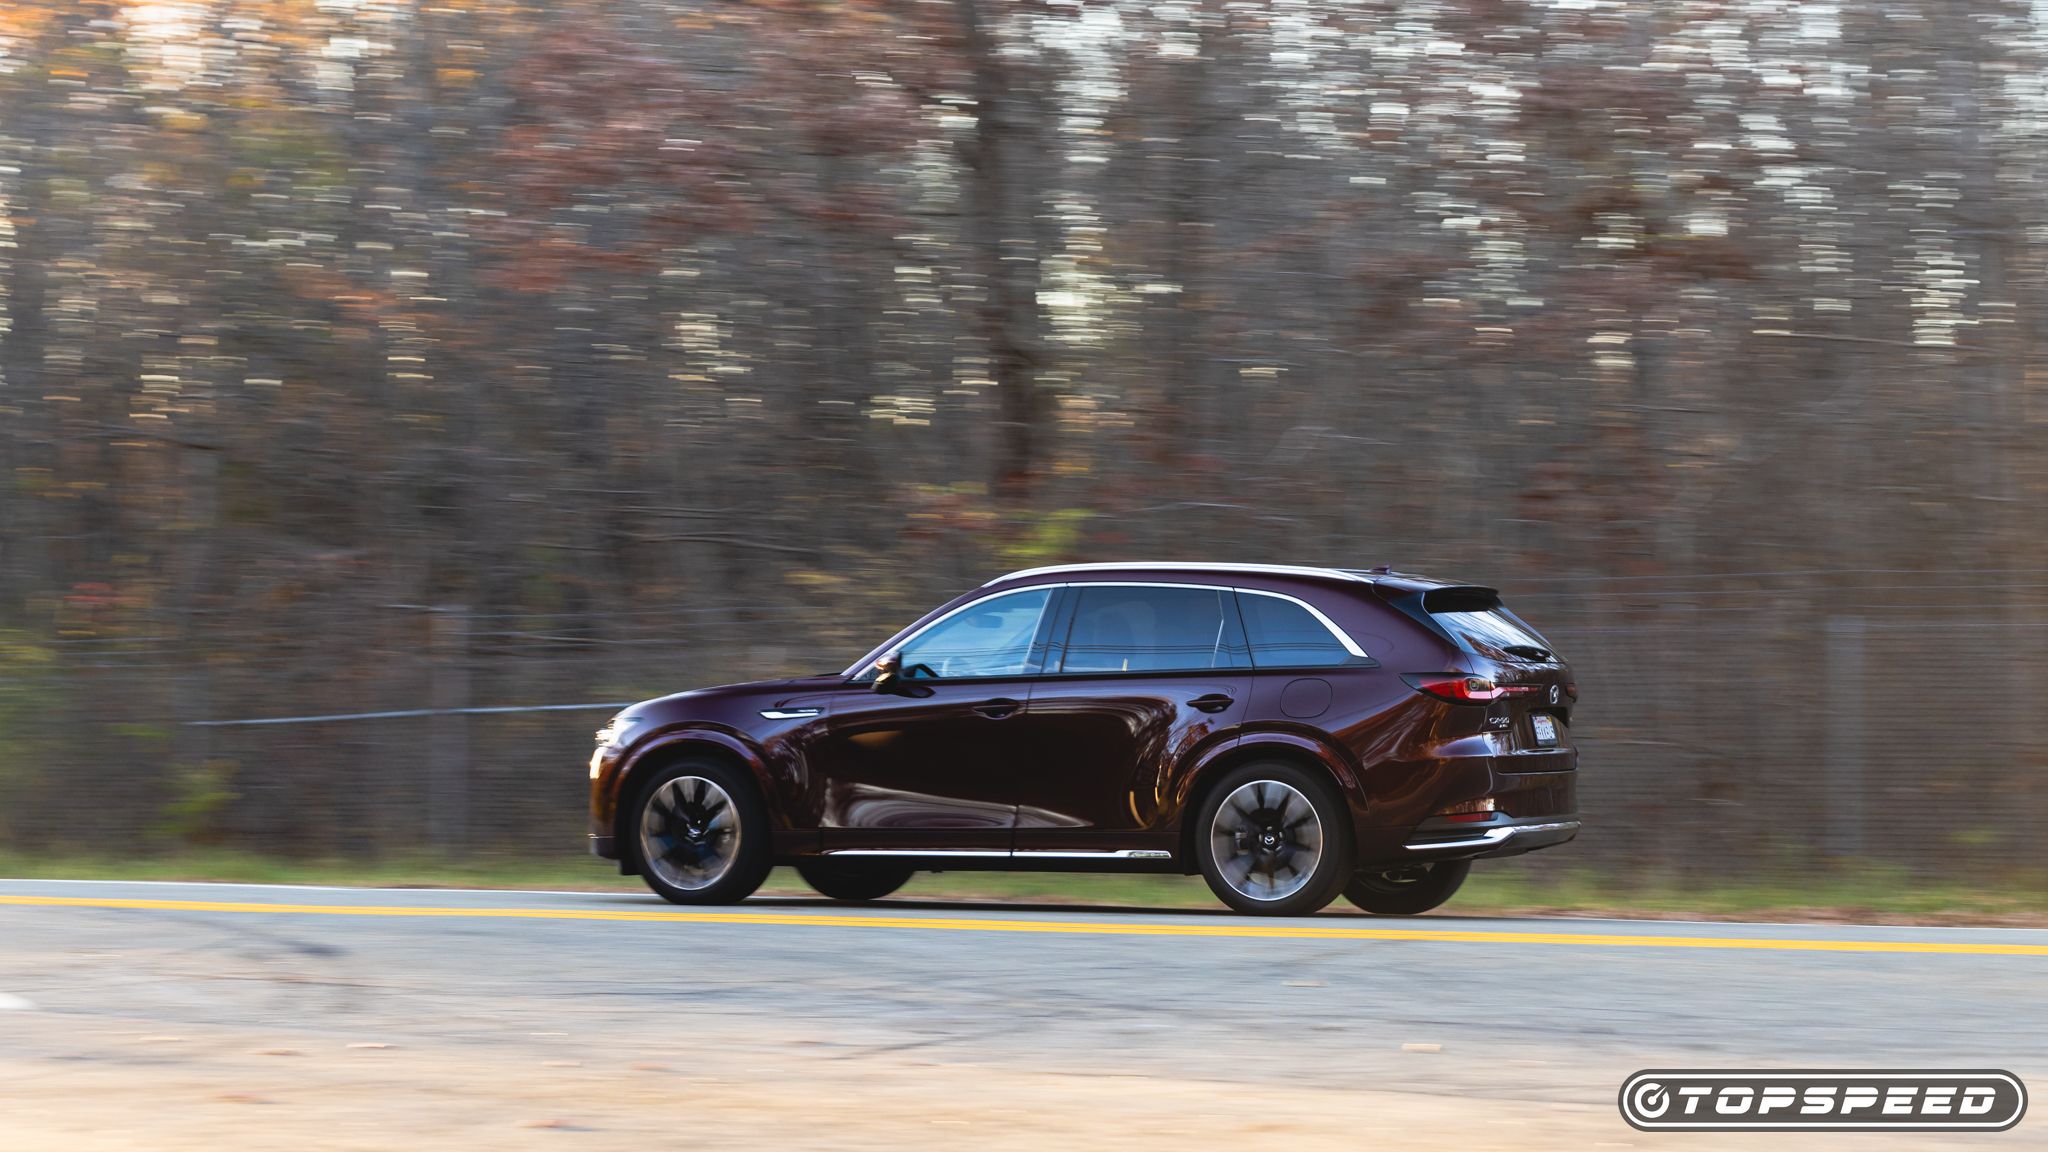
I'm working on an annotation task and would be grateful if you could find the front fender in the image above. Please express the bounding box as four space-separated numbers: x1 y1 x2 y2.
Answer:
604 725 780 847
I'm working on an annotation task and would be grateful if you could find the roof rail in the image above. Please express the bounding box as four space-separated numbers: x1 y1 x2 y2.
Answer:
983 562 1371 587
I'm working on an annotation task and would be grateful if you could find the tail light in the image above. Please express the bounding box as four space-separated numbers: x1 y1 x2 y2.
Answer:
1402 673 1537 704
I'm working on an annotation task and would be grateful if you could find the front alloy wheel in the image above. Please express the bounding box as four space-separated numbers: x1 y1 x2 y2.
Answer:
1195 763 1351 916
631 759 770 905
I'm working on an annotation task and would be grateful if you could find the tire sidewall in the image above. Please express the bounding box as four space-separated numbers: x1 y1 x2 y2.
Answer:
630 757 772 905
1344 859 1471 916
1195 761 1354 916
794 859 915 903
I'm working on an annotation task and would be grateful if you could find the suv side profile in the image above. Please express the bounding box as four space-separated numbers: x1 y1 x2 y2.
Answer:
587 562 1578 916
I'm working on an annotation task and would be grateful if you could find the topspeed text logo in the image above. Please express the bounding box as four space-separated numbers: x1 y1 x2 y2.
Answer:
1620 1070 2026 1131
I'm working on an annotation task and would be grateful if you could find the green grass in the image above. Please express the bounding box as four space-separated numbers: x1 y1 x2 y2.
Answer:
3 851 2044 924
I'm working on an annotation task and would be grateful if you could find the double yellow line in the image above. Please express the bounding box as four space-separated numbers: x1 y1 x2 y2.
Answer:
3 893 2045 956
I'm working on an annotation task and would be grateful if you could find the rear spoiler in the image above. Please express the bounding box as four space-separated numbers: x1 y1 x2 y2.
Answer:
1419 585 1502 613
1374 583 1504 649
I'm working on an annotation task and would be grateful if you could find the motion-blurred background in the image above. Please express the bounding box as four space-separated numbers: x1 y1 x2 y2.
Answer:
0 1 2043 886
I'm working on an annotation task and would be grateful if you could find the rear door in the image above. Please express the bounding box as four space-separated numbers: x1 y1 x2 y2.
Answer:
1011 583 1251 857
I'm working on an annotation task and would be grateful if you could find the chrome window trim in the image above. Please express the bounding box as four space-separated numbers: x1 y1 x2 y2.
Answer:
985 561 1368 587
845 579 1372 677
1235 588 1371 660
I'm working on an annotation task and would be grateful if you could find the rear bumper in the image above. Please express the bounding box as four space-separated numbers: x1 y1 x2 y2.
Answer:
1403 815 1579 858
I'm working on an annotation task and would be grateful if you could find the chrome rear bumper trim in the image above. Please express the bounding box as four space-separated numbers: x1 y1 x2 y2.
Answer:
1406 820 1580 852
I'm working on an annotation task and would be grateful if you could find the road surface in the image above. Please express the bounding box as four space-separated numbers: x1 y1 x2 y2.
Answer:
1 879 2042 1149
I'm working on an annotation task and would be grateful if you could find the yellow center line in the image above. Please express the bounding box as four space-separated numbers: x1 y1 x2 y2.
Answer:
1 894 2043 955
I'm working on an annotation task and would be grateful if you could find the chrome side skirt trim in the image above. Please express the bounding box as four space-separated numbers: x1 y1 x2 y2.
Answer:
1406 820 1580 852
1014 849 1174 860
824 849 1011 858
821 848 1174 860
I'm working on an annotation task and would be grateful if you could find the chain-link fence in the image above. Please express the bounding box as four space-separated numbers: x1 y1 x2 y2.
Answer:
6 581 2045 883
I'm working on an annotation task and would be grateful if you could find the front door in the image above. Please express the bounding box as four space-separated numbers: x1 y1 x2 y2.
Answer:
814 586 1056 854
1011 583 1251 857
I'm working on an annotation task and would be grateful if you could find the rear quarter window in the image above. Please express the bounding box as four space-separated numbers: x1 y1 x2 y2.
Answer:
1237 592 1367 668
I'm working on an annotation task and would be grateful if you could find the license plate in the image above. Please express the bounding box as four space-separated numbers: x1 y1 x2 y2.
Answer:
1530 714 1559 747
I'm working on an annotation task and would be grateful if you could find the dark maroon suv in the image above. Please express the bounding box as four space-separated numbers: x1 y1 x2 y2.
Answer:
588 563 1579 916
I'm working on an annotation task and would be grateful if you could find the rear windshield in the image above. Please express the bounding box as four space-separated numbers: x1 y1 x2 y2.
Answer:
1419 588 1555 661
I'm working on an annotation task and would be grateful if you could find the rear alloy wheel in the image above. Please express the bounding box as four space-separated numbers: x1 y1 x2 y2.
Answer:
1195 762 1352 916
795 859 916 903
1344 859 1470 916
631 759 771 905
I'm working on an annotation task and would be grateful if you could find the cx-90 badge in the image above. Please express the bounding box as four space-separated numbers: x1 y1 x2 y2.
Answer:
1620 1070 2026 1131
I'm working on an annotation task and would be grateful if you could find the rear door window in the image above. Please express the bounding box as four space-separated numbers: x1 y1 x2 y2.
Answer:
1238 592 1362 668
1061 586 1250 673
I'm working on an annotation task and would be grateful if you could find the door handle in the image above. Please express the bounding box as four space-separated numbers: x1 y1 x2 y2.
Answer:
973 697 1022 719
1188 693 1235 714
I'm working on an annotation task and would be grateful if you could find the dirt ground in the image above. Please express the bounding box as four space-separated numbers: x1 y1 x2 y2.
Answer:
3 1011 2013 1152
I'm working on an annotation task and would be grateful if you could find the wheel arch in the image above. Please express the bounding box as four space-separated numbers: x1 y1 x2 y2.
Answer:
1176 733 1363 874
612 732 771 875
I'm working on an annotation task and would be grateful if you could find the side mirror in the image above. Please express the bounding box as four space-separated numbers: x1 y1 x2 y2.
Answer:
872 650 904 694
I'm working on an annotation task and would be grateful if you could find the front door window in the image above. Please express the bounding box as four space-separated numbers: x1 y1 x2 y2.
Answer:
897 588 1052 680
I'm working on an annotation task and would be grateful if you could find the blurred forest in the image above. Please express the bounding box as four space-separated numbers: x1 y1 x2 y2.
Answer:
2 0 2046 879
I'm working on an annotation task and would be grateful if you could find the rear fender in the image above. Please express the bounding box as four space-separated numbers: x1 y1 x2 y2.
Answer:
1174 729 1366 870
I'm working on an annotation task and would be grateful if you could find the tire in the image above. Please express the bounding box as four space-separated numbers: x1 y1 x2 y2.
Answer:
1344 859 1470 916
1195 761 1353 916
794 859 915 903
629 757 772 905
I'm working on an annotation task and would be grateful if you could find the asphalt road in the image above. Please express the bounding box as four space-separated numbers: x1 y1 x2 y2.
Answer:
2 879 2044 1150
